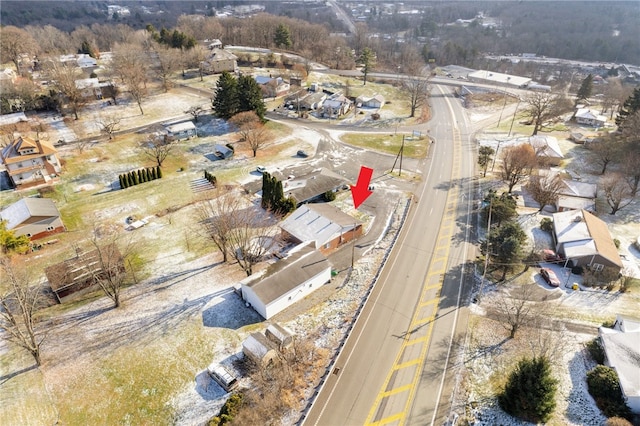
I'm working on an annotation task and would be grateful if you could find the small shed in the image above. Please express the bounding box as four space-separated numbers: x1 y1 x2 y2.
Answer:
214 144 233 159
242 332 279 366
265 323 295 350
165 121 196 140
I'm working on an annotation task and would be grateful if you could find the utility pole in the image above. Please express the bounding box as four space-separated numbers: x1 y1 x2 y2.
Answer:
477 199 492 304
508 98 521 138
351 222 356 268
491 139 502 172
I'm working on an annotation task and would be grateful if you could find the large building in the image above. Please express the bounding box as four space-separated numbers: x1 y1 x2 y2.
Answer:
0 136 62 188
0 198 65 240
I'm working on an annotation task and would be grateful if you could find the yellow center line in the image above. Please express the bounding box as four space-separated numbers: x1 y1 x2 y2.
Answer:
365 121 462 426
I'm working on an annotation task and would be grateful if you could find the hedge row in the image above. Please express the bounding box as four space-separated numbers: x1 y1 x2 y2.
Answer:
204 170 217 186
119 166 162 189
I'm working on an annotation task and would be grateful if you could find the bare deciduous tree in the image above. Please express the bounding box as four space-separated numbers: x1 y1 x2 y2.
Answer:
523 92 572 135
45 60 85 120
185 106 206 123
226 207 281 276
229 111 271 157
94 114 121 140
0 26 39 74
602 173 634 215
401 71 430 118
589 135 622 175
500 144 537 193
494 284 537 339
195 189 244 263
111 43 150 115
77 225 136 308
527 174 563 212
152 43 180 92
140 134 175 168
0 257 47 365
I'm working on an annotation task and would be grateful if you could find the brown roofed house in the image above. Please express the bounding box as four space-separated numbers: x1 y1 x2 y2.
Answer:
0 136 62 188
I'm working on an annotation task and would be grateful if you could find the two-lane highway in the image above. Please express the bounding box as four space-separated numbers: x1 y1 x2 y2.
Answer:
303 85 476 426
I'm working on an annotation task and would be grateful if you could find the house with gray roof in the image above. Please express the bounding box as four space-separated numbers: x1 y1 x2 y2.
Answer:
552 209 622 272
0 198 64 240
599 315 640 414
240 243 331 319
279 203 362 255
282 168 348 206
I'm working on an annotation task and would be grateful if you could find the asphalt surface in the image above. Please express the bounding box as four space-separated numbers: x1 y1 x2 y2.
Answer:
301 85 476 426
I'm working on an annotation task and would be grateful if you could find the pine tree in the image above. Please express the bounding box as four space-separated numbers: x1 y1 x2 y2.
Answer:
499 357 558 423
575 74 593 105
127 172 133 187
238 75 266 121
139 169 145 183
119 174 125 189
212 71 239 120
132 171 139 185
156 166 162 178
615 86 640 127
274 23 292 49
261 172 271 209
358 47 376 85
151 167 157 180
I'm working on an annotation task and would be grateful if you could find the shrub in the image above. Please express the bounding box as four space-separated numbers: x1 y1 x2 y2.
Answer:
587 365 632 420
540 217 553 232
156 166 162 178
498 356 558 423
324 190 336 201
208 393 243 426
613 238 620 249
571 265 584 275
586 337 605 364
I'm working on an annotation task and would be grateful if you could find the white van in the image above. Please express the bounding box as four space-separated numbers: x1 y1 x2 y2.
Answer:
207 364 238 392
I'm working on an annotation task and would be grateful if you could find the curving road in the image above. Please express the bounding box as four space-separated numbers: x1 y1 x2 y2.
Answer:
302 85 476 426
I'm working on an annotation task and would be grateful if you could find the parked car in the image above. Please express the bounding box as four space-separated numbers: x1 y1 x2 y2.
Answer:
297 150 308 158
256 166 267 174
542 249 565 263
540 268 560 287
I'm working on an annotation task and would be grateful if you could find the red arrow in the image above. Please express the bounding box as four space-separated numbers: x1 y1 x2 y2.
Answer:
350 166 373 209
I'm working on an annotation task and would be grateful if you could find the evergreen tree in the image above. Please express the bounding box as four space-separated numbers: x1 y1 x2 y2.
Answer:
127 172 133 187
575 74 594 105
478 146 495 177
151 167 157 180
238 75 266 121
138 169 144 183
274 23 292 49
483 190 517 227
119 174 125 189
212 71 239 120
358 47 376 85
587 365 633 419
499 357 558 423
485 220 526 281
132 171 139 185
615 86 640 127
156 166 162 178
146 168 152 181
261 172 271 209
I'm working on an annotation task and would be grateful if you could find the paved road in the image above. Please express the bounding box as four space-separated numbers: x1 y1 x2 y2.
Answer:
302 85 476 425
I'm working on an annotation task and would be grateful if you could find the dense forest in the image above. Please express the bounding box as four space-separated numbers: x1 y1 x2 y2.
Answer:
1 1 639 66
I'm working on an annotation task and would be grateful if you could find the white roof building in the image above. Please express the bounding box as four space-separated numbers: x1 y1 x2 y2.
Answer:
467 70 532 88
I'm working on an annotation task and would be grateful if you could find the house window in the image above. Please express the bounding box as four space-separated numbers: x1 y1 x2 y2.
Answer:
47 226 54 231
26 233 31 237
324 243 330 249
592 263 604 272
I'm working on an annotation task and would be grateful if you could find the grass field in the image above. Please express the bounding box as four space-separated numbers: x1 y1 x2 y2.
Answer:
340 132 430 158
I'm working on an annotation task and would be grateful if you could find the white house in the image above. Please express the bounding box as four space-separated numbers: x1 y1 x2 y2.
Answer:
528 135 564 166
240 243 331 319
599 315 640 414
322 94 353 118
0 136 62 188
575 108 607 127
165 121 196 140
356 94 385 108
0 198 65 240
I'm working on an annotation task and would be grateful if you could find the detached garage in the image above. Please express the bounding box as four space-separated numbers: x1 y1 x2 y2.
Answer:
240 243 331 319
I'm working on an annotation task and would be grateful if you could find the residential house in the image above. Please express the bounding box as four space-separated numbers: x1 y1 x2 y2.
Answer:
0 136 62 188
599 315 640 414
552 209 622 273
206 39 223 49
281 168 348 206
0 112 28 126
299 92 326 111
165 121 196 140
76 54 97 69
45 243 124 303
0 198 65 240
556 179 597 212
240 243 331 320
528 135 564 166
321 94 353 118
356 94 385 109
200 49 237 74
242 332 279 366
575 108 607 127
279 203 362 255
75 78 109 100
255 76 290 98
